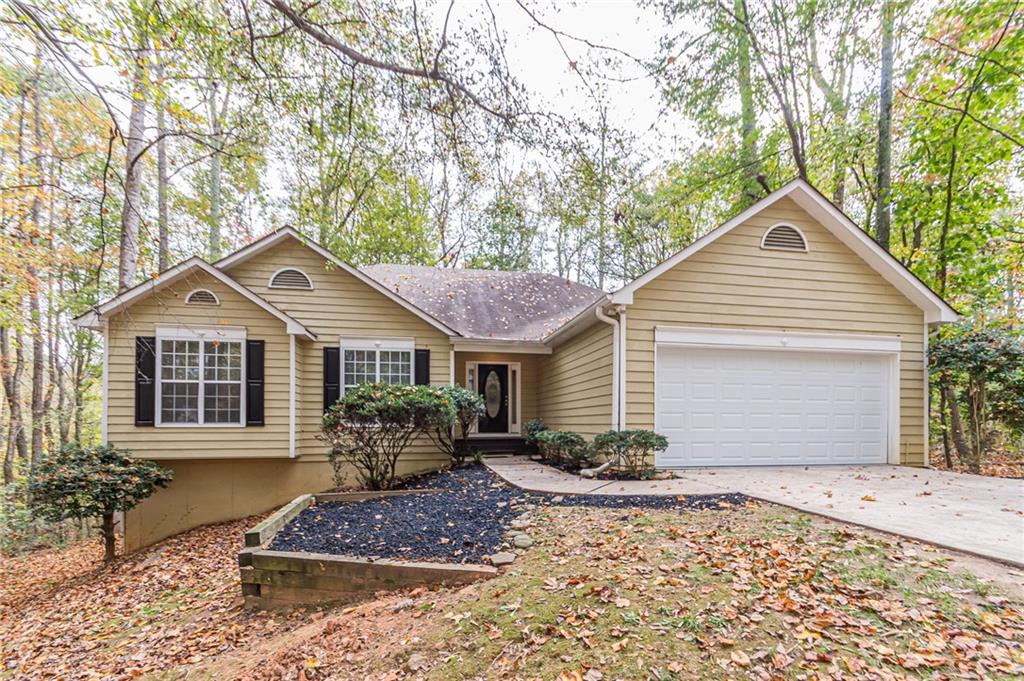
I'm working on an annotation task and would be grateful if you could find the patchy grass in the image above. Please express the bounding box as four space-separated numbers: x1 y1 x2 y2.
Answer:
4 502 1023 680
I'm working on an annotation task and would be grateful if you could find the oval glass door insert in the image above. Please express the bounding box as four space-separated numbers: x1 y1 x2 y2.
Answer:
484 370 501 418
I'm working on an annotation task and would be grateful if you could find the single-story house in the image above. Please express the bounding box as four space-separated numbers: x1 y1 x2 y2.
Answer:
75 179 958 550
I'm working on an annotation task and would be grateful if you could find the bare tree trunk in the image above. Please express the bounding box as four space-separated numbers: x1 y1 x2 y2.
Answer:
939 389 952 469
943 386 974 472
101 512 117 561
205 64 230 260
874 0 895 251
1 326 27 469
28 63 46 465
735 0 761 200
118 19 150 292
156 60 169 271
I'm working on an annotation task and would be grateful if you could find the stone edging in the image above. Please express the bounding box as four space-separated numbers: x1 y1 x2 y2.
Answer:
240 487 496 608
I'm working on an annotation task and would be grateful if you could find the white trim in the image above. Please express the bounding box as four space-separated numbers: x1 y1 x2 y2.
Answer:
73 257 316 339
185 288 220 305
760 223 810 252
154 323 246 341
618 307 628 429
609 179 959 324
154 327 247 428
216 227 460 336
101 319 109 444
655 326 903 354
449 348 456 386
269 267 314 290
451 339 552 354
542 295 610 347
653 326 902 466
339 337 416 394
924 321 932 468
289 335 297 458
465 361 522 435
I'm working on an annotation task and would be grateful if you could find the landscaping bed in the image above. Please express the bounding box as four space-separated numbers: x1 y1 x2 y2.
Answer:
267 466 747 564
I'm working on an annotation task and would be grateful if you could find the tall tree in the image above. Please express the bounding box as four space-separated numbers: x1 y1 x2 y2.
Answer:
874 0 895 251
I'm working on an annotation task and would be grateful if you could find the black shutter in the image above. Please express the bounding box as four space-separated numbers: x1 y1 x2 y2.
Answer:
323 347 340 412
245 340 265 426
414 349 430 385
135 336 156 426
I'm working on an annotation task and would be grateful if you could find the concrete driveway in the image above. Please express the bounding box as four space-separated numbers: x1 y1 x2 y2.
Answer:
485 458 1024 567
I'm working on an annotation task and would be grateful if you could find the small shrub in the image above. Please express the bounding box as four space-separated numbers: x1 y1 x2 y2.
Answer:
426 385 484 466
29 443 173 561
524 418 548 445
593 429 669 480
535 429 592 468
322 383 455 490
0 482 74 557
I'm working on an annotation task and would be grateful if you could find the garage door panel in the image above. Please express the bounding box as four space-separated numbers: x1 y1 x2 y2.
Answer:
656 346 888 467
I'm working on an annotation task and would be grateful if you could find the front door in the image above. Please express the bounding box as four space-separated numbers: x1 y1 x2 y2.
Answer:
476 363 509 433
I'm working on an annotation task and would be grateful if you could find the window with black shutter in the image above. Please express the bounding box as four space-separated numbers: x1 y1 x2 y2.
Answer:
323 346 340 412
135 336 156 426
245 340 265 426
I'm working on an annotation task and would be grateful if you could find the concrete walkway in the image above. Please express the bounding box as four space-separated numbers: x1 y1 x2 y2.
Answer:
484 457 1024 567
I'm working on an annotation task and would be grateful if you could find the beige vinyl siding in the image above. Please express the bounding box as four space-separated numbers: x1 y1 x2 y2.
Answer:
225 237 451 465
454 352 540 430
537 322 614 439
624 196 927 465
106 271 293 459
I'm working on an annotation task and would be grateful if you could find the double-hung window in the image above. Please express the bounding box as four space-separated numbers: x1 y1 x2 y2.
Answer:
156 325 245 426
341 338 414 392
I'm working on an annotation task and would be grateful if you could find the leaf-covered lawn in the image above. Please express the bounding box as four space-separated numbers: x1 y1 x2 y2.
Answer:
242 503 1024 680
3 502 1022 680
0 516 302 680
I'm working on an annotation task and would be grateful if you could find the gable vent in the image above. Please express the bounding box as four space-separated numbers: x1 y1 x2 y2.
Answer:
761 224 809 252
269 268 313 289
185 289 219 305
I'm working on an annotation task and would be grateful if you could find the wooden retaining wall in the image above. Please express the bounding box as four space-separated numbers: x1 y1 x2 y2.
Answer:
239 488 497 608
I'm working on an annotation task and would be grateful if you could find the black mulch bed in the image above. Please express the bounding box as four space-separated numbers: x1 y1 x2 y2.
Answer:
268 466 748 564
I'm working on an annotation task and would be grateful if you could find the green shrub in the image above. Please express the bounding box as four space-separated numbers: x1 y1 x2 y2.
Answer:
29 443 173 561
524 418 548 445
535 429 592 468
322 383 456 490
426 385 484 466
593 429 669 480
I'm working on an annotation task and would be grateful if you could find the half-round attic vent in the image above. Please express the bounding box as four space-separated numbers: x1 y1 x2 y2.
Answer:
185 289 219 305
269 268 313 289
761 224 809 252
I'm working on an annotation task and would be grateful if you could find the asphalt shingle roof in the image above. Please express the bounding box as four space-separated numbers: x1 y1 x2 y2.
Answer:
360 264 606 341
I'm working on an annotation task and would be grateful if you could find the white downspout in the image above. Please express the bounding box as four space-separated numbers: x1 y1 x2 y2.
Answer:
288 334 296 458
616 306 627 430
583 304 620 478
101 319 109 445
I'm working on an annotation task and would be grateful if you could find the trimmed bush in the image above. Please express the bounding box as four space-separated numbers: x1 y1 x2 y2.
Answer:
593 429 669 480
29 443 173 561
427 385 485 466
322 383 456 490
524 418 548 445
535 429 592 468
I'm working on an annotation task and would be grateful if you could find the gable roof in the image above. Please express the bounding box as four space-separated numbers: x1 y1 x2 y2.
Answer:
361 264 606 341
609 178 960 324
215 227 460 336
73 257 317 339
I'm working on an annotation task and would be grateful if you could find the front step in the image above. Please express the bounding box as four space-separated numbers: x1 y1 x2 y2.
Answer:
469 437 536 455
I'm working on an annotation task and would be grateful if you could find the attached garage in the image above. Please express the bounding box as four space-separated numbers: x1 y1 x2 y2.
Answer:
653 327 900 467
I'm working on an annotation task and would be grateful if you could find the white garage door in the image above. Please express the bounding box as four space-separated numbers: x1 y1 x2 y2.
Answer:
655 345 889 467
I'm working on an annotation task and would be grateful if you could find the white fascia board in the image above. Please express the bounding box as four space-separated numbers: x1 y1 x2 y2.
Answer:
451 339 553 354
655 325 902 353
217 227 461 337
75 257 316 340
542 295 611 347
610 179 959 324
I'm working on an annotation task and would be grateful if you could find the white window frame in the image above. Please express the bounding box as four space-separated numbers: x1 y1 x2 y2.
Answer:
268 267 314 290
339 337 415 394
154 324 246 428
464 361 522 436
